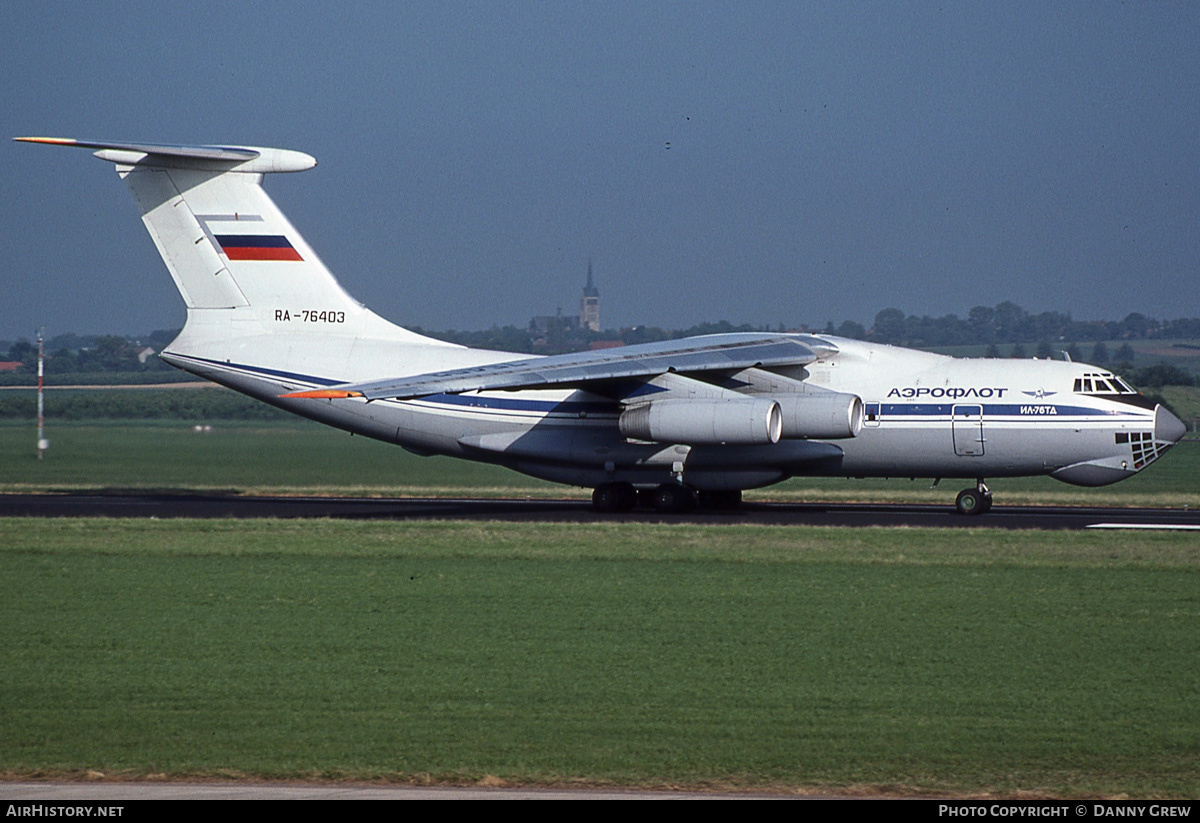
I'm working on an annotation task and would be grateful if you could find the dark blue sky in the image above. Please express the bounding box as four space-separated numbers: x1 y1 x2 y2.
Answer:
4 1 1198 338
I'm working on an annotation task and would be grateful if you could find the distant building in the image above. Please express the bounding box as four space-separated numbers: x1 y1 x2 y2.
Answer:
530 310 579 336
580 260 600 332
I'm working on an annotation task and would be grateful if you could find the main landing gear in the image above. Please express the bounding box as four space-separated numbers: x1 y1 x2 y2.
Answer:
954 480 993 516
591 482 742 514
591 482 638 513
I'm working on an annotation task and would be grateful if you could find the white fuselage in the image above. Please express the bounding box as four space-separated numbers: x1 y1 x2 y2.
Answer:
162 332 1177 492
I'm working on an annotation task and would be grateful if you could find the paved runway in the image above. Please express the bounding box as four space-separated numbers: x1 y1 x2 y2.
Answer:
1 492 1198 529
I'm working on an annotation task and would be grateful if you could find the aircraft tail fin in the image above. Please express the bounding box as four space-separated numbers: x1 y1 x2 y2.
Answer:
15 137 437 348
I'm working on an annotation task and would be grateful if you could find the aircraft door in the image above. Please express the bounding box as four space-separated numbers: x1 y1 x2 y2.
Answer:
862 402 881 427
952 404 984 456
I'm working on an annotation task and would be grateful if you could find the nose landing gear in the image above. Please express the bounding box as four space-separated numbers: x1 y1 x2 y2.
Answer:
954 480 993 515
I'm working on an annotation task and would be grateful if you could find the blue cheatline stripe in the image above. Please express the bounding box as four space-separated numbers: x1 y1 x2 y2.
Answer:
989 403 1135 417
165 353 342 387
880 403 1141 418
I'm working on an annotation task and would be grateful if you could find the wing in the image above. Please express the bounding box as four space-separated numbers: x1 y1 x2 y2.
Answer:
283 333 835 400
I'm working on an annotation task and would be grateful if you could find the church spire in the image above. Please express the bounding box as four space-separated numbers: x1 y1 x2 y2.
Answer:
580 258 600 331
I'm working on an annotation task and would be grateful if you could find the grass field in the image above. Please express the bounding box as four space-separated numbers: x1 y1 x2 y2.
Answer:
2 420 1198 796
1 420 1198 508
1 520 1198 796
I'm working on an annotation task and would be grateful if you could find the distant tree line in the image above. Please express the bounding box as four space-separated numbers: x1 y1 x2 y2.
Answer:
840 302 1200 348
1 308 1193 421
0 388 289 420
1120 363 1195 389
417 303 1200 355
5 303 1200 373
1 331 177 376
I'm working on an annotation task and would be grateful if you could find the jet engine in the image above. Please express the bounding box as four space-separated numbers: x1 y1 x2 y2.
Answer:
619 398 783 445
774 391 863 439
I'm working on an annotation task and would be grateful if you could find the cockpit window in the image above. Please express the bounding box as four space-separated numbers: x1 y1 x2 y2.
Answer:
1074 372 1138 395
1074 370 1156 409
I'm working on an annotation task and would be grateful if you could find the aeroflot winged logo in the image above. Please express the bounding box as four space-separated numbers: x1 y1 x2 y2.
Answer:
214 234 303 262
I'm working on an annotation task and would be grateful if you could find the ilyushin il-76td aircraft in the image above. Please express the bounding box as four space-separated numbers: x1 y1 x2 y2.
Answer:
18 137 1187 515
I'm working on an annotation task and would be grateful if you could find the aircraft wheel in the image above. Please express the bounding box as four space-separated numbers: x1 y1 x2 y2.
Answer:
698 490 743 510
653 483 696 513
592 482 636 513
954 488 987 516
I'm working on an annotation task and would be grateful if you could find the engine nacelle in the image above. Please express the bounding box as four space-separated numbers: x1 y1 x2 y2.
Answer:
775 391 863 439
619 398 783 445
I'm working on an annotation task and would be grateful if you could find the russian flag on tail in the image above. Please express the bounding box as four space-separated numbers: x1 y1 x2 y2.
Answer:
214 234 303 261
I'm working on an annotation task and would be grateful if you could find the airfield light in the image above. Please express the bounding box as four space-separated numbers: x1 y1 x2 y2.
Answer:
36 329 47 460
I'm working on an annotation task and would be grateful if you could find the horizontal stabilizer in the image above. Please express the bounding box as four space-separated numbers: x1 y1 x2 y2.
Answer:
14 137 315 173
293 333 833 400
